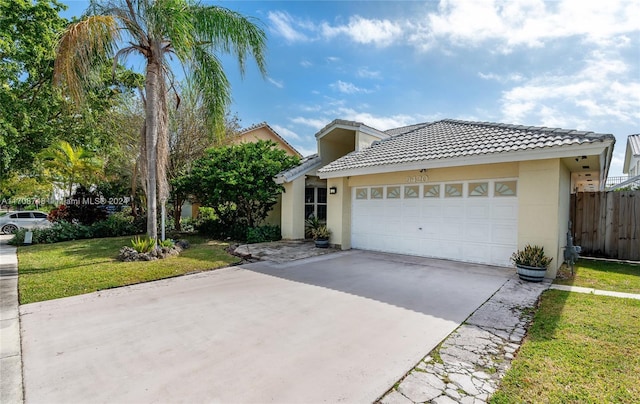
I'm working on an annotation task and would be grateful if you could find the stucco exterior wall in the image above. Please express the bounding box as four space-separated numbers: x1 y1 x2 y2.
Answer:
280 176 306 239
517 159 563 277
263 195 282 226
326 177 351 249
233 127 299 157
356 131 382 152
556 161 571 278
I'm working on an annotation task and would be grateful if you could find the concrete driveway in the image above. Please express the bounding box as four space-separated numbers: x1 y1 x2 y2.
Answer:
20 250 512 403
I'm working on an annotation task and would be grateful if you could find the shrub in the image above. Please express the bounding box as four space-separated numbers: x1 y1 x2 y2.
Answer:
131 236 156 253
511 244 553 268
246 225 282 244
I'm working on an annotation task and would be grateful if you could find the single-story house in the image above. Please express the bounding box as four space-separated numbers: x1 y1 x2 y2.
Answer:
623 134 640 178
275 119 615 278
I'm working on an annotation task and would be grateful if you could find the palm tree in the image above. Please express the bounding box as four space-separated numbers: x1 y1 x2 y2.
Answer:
53 0 266 239
40 140 104 197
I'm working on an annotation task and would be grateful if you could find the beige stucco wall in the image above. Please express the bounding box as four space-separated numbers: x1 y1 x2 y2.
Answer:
356 131 382 152
280 176 306 239
326 177 351 249
517 159 566 278
233 127 299 157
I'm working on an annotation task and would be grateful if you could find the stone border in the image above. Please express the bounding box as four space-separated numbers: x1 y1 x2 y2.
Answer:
378 278 550 404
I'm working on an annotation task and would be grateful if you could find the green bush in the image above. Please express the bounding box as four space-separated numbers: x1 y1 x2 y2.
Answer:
131 236 156 253
246 225 282 243
8 210 146 245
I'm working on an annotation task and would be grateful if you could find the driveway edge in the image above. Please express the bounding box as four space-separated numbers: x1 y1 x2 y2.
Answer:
0 236 23 403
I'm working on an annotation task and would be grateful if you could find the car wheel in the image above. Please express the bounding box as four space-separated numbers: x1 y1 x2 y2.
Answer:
1 224 18 234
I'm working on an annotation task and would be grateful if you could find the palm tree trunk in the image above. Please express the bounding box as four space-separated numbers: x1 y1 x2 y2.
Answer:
144 55 162 240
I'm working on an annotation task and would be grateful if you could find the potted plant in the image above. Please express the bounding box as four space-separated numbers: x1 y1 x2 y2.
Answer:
304 215 322 239
311 225 331 248
511 244 553 282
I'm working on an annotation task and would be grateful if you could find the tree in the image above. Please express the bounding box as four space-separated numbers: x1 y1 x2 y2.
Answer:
52 0 267 240
185 141 299 228
0 0 68 178
39 140 104 197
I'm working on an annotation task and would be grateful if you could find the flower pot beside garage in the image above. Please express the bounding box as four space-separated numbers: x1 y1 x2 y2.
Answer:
511 244 552 283
515 264 547 282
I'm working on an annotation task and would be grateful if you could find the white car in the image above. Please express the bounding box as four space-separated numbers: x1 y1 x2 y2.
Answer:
0 211 52 234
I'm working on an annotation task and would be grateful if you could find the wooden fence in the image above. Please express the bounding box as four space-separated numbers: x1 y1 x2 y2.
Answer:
570 191 639 260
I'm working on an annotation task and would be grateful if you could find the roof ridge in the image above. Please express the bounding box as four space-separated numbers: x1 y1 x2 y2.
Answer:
438 118 614 139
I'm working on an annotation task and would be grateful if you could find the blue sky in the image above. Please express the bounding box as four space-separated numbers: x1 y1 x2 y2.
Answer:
60 1 640 176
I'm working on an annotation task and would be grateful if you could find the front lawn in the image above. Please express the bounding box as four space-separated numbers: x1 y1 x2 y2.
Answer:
491 291 640 403
492 260 640 403
18 235 239 304
555 258 640 293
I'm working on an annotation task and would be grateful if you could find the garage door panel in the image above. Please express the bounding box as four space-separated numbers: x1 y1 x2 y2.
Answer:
352 181 517 267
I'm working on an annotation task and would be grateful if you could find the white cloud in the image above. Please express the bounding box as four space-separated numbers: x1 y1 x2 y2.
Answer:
478 72 524 83
270 124 300 141
321 15 403 47
500 52 640 128
294 145 318 157
335 108 418 131
290 117 327 130
268 11 310 43
267 77 284 88
330 80 372 94
357 67 381 79
411 0 640 53
300 59 313 68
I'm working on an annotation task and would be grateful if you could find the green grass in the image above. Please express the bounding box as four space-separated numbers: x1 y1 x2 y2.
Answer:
491 290 640 403
555 259 640 293
18 235 239 304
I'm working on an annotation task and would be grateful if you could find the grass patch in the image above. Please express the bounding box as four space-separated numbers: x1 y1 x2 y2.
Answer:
491 290 640 403
18 235 239 304
555 259 640 293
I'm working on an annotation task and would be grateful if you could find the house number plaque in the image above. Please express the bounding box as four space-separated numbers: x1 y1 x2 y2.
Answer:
406 175 429 183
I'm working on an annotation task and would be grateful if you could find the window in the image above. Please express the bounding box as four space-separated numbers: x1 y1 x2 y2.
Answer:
305 187 327 220
404 185 419 198
495 181 517 196
445 183 463 197
371 187 383 199
387 186 401 199
423 184 440 198
468 182 489 197
17 212 32 218
356 188 368 200
33 212 48 219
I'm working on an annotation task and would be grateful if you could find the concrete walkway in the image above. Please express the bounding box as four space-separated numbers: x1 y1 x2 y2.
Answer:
0 234 22 403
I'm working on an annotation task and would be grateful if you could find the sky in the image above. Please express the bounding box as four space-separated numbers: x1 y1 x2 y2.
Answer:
60 0 640 176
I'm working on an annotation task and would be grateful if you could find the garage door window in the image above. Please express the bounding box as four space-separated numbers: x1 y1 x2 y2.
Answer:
424 184 440 198
371 187 383 199
404 185 419 198
469 182 489 197
387 186 401 199
445 183 463 197
495 181 517 196
356 188 368 199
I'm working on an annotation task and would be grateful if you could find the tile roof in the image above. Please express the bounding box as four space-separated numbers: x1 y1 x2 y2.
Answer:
629 134 640 156
274 154 322 183
383 122 431 136
319 119 615 174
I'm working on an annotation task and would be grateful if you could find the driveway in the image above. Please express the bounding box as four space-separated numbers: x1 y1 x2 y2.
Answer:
20 250 512 403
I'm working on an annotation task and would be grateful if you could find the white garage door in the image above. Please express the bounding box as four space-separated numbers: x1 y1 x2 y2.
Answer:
351 180 518 267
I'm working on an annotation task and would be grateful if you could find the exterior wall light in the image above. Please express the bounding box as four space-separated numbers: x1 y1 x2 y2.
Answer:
329 186 337 195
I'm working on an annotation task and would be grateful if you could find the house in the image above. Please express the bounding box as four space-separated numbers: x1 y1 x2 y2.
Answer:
275 119 615 278
622 134 640 178
229 122 302 158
